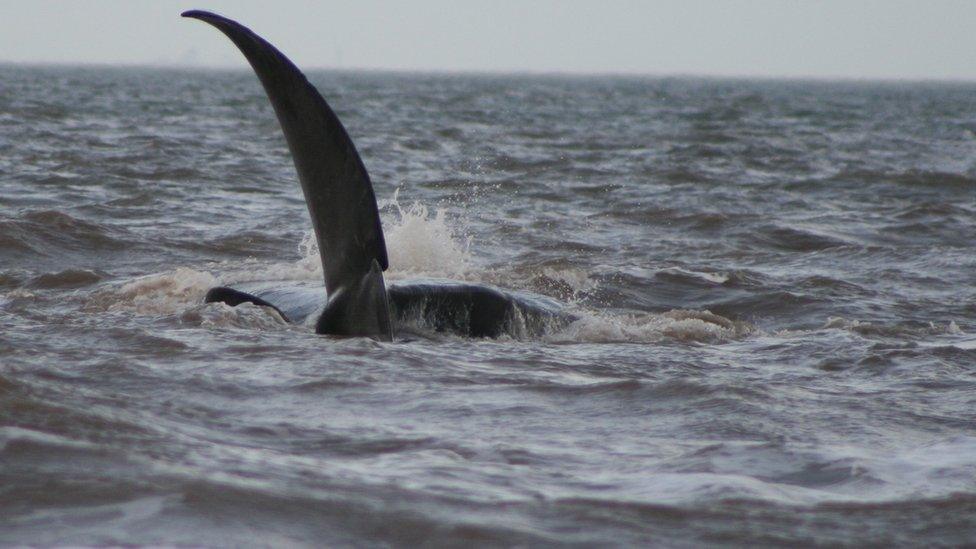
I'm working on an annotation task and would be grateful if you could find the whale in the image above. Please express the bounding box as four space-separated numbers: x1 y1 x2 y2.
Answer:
183 10 575 340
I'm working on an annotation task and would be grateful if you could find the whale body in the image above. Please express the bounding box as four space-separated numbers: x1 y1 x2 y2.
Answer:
184 10 574 339
205 281 571 339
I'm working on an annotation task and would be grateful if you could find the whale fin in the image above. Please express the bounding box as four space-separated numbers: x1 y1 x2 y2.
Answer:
184 10 392 340
204 286 291 322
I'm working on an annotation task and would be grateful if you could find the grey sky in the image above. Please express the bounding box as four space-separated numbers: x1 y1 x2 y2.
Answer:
1 0 974 80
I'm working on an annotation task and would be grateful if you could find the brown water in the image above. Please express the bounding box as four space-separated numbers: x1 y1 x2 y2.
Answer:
2 65 976 546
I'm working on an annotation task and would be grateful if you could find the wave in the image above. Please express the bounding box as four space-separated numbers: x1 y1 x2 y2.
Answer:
181 301 289 331
548 308 752 344
27 268 104 289
826 168 976 189
86 267 218 315
751 224 853 252
0 210 130 258
823 316 963 339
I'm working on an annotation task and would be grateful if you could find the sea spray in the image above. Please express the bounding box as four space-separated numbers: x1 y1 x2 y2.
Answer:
381 189 472 279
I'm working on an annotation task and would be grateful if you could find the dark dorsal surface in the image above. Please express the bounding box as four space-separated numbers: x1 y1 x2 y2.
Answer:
388 283 565 338
184 10 392 340
205 281 576 339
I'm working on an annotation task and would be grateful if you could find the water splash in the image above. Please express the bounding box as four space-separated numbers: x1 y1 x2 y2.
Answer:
381 189 472 279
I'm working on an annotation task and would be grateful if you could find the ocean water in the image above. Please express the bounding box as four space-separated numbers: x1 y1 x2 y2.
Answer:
2 65 976 547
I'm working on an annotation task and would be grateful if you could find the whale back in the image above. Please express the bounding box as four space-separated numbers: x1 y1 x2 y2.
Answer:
184 10 392 340
205 280 576 339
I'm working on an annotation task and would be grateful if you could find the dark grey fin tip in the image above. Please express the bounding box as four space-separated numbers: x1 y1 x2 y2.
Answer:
181 10 220 20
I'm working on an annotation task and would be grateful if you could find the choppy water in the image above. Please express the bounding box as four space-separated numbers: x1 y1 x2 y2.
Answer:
2 64 976 547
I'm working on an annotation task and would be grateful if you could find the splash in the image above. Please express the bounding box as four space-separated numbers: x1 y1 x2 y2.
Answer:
521 265 597 303
81 192 477 319
381 189 472 279
224 191 475 284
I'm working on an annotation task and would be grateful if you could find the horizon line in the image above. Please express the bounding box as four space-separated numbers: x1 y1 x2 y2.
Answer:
2 59 975 85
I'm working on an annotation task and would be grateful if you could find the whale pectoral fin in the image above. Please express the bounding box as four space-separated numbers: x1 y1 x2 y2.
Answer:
316 259 393 341
204 286 291 322
184 10 391 339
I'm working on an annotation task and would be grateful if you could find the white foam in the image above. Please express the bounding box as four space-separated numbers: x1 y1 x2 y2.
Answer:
548 308 750 344
824 316 964 337
931 335 976 350
612 471 833 507
816 436 976 501
88 267 218 315
662 266 730 284
0 426 100 452
181 301 288 331
1 288 35 301
527 266 598 303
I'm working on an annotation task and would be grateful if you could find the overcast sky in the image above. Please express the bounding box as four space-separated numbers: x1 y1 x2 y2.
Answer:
1 1 974 80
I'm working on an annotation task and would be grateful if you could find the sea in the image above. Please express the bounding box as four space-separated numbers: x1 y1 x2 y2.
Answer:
2 64 976 547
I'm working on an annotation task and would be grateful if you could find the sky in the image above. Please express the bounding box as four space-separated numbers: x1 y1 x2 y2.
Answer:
1 0 975 80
